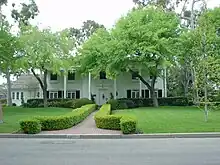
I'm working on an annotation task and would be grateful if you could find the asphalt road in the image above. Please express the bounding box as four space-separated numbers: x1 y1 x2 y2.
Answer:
1 138 220 165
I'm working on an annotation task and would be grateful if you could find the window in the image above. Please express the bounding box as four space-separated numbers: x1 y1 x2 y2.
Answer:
12 92 15 99
132 72 138 80
49 91 58 99
141 90 150 98
16 92 19 100
158 89 163 98
50 73 58 81
131 90 140 98
68 72 75 80
100 71 106 79
67 91 76 99
37 92 40 98
21 92 24 100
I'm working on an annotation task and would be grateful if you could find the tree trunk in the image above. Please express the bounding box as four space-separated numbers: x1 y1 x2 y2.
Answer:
129 69 158 107
150 88 158 107
6 67 12 106
0 103 3 124
31 68 48 108
43 70 48 107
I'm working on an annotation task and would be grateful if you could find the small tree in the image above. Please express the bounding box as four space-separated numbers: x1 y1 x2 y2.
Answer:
18 25 74 107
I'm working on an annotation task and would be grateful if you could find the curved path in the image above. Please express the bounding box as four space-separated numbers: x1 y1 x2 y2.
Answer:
41 112 121 135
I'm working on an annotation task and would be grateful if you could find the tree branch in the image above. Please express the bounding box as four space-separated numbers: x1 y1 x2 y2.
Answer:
31 68 44 90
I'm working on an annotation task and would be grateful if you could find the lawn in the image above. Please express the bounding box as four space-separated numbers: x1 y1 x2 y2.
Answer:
112 106 220 133
0 107 72 133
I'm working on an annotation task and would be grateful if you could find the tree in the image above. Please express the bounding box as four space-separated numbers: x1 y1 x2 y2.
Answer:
18 25 74 107
78 7 180 107
69 20 105 47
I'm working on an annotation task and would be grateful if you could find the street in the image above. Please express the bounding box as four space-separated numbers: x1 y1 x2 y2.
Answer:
1 138 220 165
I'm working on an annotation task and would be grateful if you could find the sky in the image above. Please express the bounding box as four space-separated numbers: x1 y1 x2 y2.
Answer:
0 0 220 84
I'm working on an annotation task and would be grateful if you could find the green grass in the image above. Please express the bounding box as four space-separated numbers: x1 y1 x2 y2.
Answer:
112 106 220 133
0 107 72 133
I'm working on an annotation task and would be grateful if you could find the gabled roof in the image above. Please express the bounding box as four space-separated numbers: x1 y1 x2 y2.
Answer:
11 74 39 90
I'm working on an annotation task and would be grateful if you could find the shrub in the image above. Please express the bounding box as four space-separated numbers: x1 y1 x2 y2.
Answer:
118 97 190 108
94 104 122 130
33 104 96 131
72 98 93 109
20 119 41 134
26 98 93 108
120 117 137 134
107 99 119 110
0 99 7 104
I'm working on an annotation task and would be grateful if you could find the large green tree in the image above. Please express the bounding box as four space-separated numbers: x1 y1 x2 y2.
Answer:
78 7 180 107
18 25 74 107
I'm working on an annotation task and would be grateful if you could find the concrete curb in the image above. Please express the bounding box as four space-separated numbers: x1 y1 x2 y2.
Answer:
1 133 220 139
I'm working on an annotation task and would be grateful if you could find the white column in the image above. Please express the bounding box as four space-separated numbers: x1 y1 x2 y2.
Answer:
64 75 67 99
114 79 117 99
139 70 142 98
164 68 167 97
88 72 91 100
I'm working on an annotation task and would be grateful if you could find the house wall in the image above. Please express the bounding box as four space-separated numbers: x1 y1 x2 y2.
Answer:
11 89 39 106
12 71 166 106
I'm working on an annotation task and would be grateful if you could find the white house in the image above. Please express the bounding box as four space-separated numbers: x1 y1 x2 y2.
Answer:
11 70 167 106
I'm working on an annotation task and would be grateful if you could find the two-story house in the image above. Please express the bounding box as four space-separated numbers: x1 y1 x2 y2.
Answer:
11 70 167 106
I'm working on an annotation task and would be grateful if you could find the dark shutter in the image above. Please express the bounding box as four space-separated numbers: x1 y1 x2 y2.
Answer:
127 90 131 98
76 90 80 99
47 91 49 99
145 90 149 98
58 91 62 98
158 89 163 98
142 90 144 98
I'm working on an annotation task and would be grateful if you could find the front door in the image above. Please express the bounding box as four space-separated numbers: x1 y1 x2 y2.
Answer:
99 89 109 105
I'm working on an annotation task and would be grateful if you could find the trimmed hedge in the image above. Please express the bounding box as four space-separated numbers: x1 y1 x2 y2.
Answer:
20 104 96 134
107 97 192 110
120 117 137 134
94 104 137 133
19 119 41 134
26 98 93 108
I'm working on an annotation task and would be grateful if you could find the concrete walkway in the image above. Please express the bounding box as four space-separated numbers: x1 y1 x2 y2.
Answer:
41 112 121 135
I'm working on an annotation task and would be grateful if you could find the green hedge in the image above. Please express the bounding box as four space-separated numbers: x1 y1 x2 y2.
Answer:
26 98 93 108
107 97 192 110
19 119 41 134
94 104 137 133
120 117 137 134
20 104 96 134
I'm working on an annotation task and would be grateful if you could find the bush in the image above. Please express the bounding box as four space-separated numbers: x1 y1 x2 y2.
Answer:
20 119 41 134
34 104 96 131
26 98 93 108
118 97 191 108
94 104 122 130
120 117 137 134
72 98 93 109
0 99 7 104
107 99 119 110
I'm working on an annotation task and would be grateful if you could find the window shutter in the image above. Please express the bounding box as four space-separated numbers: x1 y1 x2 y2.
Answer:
145 90 149 98
76 90 80 99
47 91 49 99
127 90 131 98
58 91 62 98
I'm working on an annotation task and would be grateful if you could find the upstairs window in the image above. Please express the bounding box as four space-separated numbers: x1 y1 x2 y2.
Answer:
100 71 106 79
68 72 75 80
132 72 139 80
50 73 57 81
